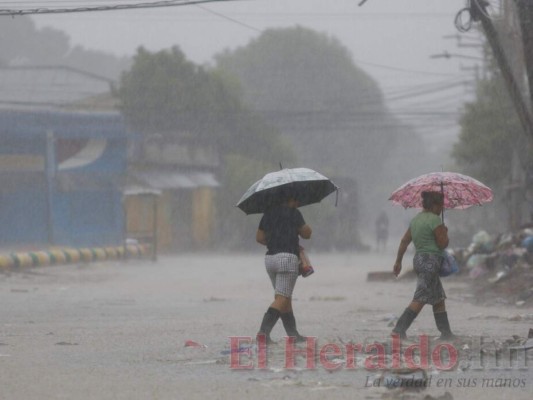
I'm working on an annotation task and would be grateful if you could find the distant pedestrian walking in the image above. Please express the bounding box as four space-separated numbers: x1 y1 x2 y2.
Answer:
375 211 389 252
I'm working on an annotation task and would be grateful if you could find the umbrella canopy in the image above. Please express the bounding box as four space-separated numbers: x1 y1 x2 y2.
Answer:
237 167 338 215
389 171 493 210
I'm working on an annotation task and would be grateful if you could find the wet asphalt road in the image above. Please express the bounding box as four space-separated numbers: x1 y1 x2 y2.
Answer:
0 252 531 399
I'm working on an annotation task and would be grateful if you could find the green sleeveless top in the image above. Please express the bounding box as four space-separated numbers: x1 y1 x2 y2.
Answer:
409 211 443 255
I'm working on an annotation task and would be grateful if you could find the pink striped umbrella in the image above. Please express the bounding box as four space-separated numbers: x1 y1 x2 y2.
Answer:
389 172 493 210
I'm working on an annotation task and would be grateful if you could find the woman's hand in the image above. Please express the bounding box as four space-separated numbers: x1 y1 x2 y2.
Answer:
393 228 411 277
393 262 402 277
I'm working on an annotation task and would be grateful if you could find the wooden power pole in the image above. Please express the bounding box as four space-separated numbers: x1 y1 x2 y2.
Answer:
514 0 533 113
470 0 533 143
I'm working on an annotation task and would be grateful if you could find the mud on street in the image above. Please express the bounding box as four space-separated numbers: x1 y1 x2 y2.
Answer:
0 252 531 400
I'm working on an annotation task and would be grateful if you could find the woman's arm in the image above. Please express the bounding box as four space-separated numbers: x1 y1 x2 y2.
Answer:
393 228 412 276
434 225 449 249
256 229 267 246
298 224 312 239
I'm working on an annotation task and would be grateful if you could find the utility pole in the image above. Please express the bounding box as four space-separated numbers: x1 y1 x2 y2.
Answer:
514 0 533 111
514 0 533 225
45 130 56 246
470 0 533 143
468 0 533 229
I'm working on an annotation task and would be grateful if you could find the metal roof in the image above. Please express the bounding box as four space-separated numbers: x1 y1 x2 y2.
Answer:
0 66 114 110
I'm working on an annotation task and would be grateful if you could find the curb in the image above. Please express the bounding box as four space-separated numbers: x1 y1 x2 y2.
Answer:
0 244 150 271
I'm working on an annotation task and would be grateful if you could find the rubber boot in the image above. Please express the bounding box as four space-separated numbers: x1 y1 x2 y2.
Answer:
280 311 306 343
392 308 418 339
257 307 280 344
434 311 456 340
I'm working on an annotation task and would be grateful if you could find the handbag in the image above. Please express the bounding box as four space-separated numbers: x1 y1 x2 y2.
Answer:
440 250 459 277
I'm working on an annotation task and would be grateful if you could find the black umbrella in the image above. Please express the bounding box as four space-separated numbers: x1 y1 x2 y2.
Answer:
236 167 338 215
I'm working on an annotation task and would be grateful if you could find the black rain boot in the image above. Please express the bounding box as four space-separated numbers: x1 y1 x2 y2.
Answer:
392 308 418 339
257 307 280 344
281 311 306 343
434 311 456 341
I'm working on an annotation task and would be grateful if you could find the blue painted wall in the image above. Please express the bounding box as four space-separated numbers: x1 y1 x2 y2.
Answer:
0 110 129 248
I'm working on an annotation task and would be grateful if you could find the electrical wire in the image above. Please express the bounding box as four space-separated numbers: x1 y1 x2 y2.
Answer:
455 0 503 32
195 4 262 33
382 76 468 97
0 0 474 134
0 0 244 16
455 2 473 33
386 81 469 103
10 1 474 80
353 59 461 77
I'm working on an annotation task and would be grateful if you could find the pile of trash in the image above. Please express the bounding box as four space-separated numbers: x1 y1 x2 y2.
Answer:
451 227 533 307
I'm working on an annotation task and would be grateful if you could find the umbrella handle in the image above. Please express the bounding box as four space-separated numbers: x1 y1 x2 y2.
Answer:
440 181 444 224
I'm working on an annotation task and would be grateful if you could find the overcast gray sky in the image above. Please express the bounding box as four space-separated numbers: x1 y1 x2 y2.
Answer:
31 0 487 153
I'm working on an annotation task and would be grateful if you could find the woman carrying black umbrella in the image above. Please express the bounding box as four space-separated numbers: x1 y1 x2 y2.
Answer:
255 192 312 344
391 191 455 340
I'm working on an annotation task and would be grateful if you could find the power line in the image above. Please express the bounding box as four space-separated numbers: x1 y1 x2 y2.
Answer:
382 76 467 97
394 96 471 112
195 3 261 33
353 59 461 77
0 0 243 16
13 2 467 80
386 81 470 103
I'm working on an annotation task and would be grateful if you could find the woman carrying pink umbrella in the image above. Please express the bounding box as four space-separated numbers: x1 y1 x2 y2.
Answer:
388 171 493 340
391 191 454 340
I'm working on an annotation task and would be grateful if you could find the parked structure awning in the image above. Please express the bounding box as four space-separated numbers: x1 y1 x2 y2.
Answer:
131 171 219 190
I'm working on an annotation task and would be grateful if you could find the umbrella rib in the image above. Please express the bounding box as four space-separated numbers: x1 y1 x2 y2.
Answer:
459 183 482 206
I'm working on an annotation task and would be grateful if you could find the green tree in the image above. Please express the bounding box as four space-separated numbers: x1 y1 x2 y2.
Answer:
214 26 428 248
451 49 533 235
115 46 293 158
115 46 295 249
117 46 215 135
218 26 382 110
452 75 525 186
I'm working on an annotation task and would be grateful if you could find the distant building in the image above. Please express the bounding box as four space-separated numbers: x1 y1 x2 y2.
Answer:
0 65 220 252
125 133 219 251
0 66 128 249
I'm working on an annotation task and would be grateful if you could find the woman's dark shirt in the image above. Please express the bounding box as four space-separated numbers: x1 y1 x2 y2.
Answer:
259 206 305 256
